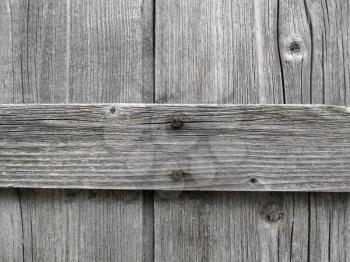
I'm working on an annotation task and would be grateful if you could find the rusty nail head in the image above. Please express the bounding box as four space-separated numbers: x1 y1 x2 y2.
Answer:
171 169 185 180
171 117 183 129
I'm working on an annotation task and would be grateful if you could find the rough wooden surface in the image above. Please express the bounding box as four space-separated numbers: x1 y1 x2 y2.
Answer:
155 0 349 262
0 0 350 261
279 1 350 261
19 190 153 262
0 0 154 261
0 190 23 262
0 104 349 191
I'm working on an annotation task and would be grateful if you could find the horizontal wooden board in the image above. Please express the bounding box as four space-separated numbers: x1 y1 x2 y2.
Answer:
0 104 349 191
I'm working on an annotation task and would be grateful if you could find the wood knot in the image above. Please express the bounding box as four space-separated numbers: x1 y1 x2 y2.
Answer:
289 40 301 54
282 36 306 62
259 199 284 223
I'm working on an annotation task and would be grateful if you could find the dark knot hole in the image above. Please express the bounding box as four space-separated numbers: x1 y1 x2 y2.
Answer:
289 41 301 54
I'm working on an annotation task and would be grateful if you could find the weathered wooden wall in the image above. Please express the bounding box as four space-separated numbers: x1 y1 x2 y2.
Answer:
0 0 154 261
0 0 349 261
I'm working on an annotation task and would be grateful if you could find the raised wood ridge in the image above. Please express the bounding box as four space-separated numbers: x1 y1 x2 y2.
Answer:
0 104 349 191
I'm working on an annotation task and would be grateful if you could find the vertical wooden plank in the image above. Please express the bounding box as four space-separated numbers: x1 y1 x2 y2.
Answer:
155 0 309 261
254 0 286 104
0 190 23 262
75 191 153 261
155 0 288 105
19 190 74 261
278 0 312 103
0 0 69 104
307 193 350 262
0 0 65 259
69 0 154 103
155 192 260 261
19 190 154 262
0 1 24 261
305 0 350 106
66 1 154 260
257 1 312 257
0 0 20 103
156 0 270 104
279 0 350 261
303 1 350 261
276 2 314 261
0 0 154 261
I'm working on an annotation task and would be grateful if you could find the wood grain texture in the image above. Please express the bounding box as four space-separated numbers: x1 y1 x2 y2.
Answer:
0 0 69 103
154 0 349 261
279 1 350 261
305 0 350 106
68 0 154 103
278 0 312 104
0 104 349 191
157 0 268 104
19 189 153 262
154 1 308 261
301 1 350 261
0 0 154 261
0 0 349 261
155 192 309 262
0 189 23 262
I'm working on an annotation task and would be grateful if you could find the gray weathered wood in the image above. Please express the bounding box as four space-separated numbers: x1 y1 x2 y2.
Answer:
279 0 350 261
305 0 350 106
0 0 154 261
63 1 155 259
0 189 23 262
0 0 69 103
0 0 349 261
0 104 349 191
156 0 282 104
279 0 312 104
153 0 349 260
156 192 308 262
154 0 309 261
68 0 154 103
19 189 153 262
300 0 350 261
